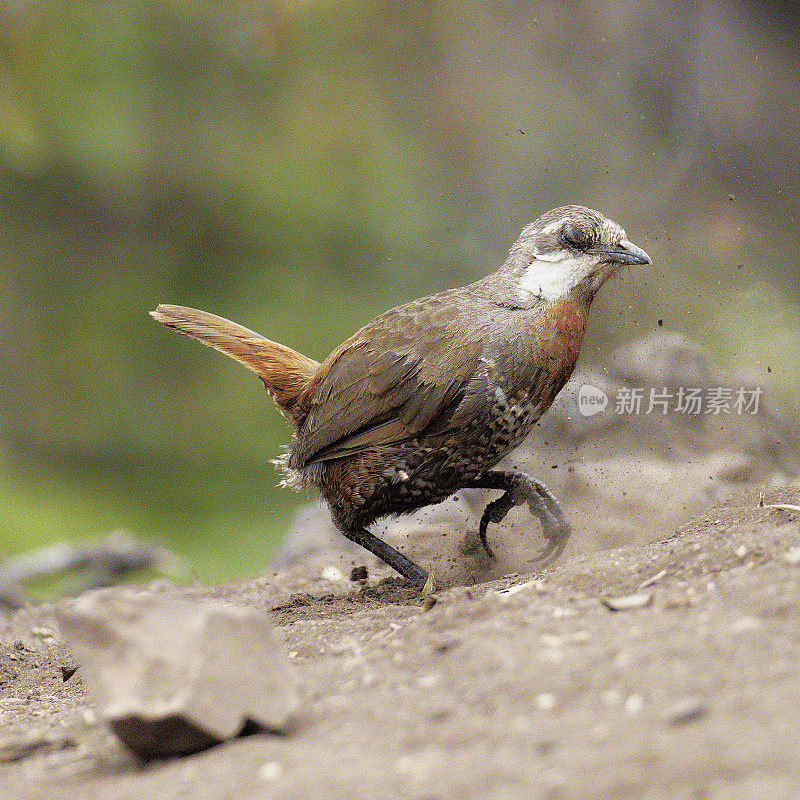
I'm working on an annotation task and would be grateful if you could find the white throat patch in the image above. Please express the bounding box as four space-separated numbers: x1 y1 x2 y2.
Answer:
517 252 595 303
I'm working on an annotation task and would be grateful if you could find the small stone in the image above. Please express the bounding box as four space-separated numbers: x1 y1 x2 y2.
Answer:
82 709 98 725
349 565 369 582
731 616 761 633
61 665 78 682
602 592 653 612
782 547 800 565
536 693 556 712
29 627 56 640
260 761 284 781
56 588 298 758
667 698 709 726
321 565 344 582
624 695 643 714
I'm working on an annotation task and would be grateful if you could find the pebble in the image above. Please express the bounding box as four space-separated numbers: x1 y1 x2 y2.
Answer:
624 695 643 714
782 547 800 565
536 693 556 712
260 761 284 781
667 698 709 726
602 593 653 612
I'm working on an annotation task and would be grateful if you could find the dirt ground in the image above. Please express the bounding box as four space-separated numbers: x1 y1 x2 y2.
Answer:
2 486 800 800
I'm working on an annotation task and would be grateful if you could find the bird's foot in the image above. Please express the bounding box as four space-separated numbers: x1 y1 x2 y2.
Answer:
469 471 572 563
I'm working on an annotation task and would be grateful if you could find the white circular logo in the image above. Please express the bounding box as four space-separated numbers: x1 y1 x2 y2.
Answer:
577 384 609 417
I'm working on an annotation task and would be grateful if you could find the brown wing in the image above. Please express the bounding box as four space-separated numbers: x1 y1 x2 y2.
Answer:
289 290 489 468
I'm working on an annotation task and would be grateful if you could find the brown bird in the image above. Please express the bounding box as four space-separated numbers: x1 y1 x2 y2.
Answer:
151 206 651 590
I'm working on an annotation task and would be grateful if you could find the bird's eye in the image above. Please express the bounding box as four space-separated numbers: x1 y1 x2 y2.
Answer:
561 223 593 250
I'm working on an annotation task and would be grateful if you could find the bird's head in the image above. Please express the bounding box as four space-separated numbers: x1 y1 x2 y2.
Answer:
508 206 651 303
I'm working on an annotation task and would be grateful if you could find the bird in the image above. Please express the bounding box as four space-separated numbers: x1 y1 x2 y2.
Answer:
151 205 651 591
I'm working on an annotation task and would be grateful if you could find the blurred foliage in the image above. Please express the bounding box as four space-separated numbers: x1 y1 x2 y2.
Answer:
1 0 798 581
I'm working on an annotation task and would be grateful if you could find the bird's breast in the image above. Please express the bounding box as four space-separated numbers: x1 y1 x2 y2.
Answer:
534 296 589 374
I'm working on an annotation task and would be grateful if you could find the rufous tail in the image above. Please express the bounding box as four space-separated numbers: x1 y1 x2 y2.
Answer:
150 304 319 421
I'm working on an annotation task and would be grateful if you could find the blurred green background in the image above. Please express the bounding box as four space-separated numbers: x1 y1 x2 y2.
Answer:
1 1 798 581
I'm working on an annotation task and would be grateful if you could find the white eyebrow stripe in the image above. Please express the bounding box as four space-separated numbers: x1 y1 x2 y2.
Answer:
538 219 567 237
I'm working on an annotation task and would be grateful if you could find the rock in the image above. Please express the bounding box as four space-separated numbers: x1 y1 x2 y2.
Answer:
55 588 298 758
601 592 654 612
666 698 709 726
0 532 186 609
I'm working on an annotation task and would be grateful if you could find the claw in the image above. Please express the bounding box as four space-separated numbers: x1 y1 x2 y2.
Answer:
534 480 571 529
478 491 516 557
537 518 572 566
478 508 497 558
527 496 559 532
470 472 572 566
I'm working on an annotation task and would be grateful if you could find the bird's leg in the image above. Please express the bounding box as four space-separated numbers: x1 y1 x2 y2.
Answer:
341 527 434 593
464 471 572 564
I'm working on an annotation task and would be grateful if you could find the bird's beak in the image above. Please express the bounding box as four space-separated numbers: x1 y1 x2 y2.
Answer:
604 239 652 266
